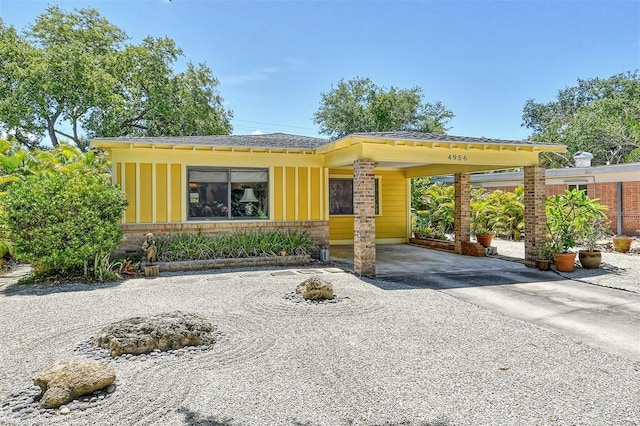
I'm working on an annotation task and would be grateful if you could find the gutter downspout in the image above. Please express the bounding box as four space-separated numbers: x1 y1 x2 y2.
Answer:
617 182 623 235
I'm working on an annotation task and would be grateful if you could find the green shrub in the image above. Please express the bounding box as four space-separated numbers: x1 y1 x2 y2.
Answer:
156 229 314 262
1 171 127 277
546 188 608 253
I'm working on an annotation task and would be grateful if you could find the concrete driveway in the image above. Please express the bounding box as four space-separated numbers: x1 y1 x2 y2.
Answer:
331 244 640 361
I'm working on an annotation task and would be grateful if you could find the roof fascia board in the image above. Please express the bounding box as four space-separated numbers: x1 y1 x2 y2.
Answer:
406 164 505 178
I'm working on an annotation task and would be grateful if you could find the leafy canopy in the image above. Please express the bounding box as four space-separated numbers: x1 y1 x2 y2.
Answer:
0 6 232 149
313 77 454 140
522 71 640 167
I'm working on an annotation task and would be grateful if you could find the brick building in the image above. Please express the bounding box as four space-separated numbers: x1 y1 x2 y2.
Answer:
465 161 640 236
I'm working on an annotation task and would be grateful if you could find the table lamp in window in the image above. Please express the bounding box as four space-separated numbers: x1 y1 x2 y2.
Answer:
239 187 259 216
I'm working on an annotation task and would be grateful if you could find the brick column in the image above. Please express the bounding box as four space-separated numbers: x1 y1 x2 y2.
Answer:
353 160 376 276
454 173 471 254
524 166 546 268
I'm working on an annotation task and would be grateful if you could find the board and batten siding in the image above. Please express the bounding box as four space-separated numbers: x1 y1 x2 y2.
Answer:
110 149 326 224
328 169 408 243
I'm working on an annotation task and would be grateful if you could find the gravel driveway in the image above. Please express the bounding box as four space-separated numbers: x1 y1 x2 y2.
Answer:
0 259 639 425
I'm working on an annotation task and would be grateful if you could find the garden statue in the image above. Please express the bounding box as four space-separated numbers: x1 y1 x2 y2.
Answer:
141 233 157 265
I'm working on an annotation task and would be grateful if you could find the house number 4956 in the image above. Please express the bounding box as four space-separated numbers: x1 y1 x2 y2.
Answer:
448 155 468 161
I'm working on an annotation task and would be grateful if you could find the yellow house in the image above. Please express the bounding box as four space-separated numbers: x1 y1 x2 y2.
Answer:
90 131 564 276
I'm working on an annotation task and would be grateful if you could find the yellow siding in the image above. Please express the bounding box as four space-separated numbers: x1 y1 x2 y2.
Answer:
273 167 283 220
140 163 152 223
329 216 354 241
298 168 308 220
375 170 408 239
286 167 296 220
328 169 408 241
170 164 182 222
155 164 168 223
115 162 121 188
124 163 136 223
108 151 327 226
310 168 321 220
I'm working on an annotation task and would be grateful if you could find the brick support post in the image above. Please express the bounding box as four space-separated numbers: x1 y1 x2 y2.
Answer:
454 173 471 254
353 160 376 276
524 166 546 267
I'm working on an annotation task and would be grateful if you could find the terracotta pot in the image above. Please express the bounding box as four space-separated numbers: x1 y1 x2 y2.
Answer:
476 233 493 248
553 252 577 272
578 250 601 269
536 259 551 271
612 236 633 253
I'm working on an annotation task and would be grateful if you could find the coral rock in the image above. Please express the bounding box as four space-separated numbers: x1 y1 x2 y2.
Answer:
295 275 334 300
33 360 115 409
92 311 216 357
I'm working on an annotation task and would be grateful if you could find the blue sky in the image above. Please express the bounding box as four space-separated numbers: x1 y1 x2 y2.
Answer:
1 0 639 141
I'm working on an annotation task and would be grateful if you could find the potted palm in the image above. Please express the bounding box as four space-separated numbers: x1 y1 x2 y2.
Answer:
578 217 609 269
471 196 497 248
546 189 608 273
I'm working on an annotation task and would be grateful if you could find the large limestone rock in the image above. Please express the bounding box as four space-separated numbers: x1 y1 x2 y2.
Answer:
33 359 116 409
92 311 216 357
295 275 334 300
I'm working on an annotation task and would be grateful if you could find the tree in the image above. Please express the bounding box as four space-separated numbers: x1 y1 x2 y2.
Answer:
0 6 232 150
313 77 454 139
522 71 640 167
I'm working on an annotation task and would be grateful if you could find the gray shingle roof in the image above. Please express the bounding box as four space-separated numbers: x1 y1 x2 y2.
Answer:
348 131 556 146
91 131 559 150
90 133 329 150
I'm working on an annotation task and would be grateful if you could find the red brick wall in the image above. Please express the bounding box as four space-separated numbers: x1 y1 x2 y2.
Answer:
118 220 330 254
621 182 640 235
485 181 640 236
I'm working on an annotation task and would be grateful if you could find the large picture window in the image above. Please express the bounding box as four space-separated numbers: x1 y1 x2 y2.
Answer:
329 177 379 215
188 168 268 220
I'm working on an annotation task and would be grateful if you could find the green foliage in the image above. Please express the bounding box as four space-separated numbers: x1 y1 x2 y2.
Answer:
411 182 455 239
156 229 315 262
545 189 608 253
410 178 431 211
1 171 127 277
313 77 454 139
471 187 525 240
523 71 640 166
0 6 232 149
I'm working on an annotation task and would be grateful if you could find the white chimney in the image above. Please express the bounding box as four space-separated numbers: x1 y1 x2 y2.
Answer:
573 151 593 168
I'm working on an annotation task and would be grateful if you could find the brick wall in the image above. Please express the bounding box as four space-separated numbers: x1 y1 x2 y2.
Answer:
482 178 640 237
524 166 546 268
454 173 471 254
353 160 376 276
119 220 330 255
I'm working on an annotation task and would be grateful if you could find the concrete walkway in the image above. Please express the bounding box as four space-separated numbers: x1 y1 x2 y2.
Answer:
331 244 640 361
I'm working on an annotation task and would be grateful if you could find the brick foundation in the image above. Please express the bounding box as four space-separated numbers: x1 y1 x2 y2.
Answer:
118 220 329 256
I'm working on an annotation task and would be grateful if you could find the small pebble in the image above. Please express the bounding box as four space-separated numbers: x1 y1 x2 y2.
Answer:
59 407 70 415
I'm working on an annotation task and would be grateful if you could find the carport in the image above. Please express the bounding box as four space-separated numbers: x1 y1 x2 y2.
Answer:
320 131 565 276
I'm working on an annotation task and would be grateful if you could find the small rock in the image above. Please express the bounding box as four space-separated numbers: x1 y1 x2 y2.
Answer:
106 384 116 394
59 407 70 415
